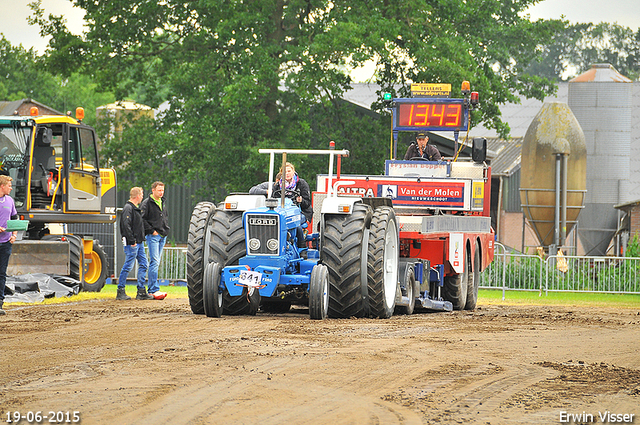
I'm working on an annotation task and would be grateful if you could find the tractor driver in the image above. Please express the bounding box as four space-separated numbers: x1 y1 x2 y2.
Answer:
272 162 312 248
404 132 441 161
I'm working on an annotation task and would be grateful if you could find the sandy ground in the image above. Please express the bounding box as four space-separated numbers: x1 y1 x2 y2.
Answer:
1 299 639 425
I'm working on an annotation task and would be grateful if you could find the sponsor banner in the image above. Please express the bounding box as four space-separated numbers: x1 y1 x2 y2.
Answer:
410 83 452 98
378 182 465 207
317 175 469 209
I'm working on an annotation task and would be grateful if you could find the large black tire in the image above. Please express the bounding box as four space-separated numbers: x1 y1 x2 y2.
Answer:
396 262 416 315
465 241 481 310
443 243 469 311
203 262 223 318
83 239 107 292
309 264 329 320
261 301 292 314
43 234 91 290
186 201 215 314
204 208 259 315
367 207 399 319
223 287 260 315
321 203 372 318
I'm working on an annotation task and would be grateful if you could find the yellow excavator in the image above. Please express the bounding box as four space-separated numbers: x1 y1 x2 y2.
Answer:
0 107 116 291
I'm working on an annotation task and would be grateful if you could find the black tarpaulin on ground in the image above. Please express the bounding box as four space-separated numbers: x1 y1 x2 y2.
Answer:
4 274 80 303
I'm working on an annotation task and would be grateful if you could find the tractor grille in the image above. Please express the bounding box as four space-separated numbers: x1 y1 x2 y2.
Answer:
246 213 280 255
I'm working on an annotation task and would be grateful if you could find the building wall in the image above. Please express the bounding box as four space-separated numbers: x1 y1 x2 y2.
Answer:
498 211 586 255
630 205 640 238
498 211 539 253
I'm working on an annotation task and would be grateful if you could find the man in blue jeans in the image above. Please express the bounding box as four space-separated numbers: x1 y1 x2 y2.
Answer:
117 187 149 300
141 181 170 300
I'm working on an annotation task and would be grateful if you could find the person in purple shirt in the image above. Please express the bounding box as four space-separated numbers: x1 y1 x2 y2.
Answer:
0 175 18 315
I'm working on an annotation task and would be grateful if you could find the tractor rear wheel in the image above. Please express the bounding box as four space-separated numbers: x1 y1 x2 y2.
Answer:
367 207 399 319
321 203 372 318
309 264 329 320
223 287 260 315
465 241 481 310
204 208 258 315
203 262 223 318
261 301 292 314
186 201 215 314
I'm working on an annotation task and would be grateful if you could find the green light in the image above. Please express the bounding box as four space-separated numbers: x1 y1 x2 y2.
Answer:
383 93 392 101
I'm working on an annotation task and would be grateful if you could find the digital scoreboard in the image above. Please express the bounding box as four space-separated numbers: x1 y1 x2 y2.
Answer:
393 98 468 132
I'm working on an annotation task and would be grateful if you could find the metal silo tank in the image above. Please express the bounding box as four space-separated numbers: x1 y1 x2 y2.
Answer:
568 64 632 256
520 102 587 248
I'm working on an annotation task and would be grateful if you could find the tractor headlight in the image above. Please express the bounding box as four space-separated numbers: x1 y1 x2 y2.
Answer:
267 238 279 252
249 238 260 251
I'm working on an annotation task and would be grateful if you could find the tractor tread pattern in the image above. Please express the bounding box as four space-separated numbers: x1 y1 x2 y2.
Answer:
207 208 258 315
186 201 215 314
321 203 372 318
367 207 397 319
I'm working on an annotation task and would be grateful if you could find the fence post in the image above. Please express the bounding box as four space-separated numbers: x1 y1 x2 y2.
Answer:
500 243 506 300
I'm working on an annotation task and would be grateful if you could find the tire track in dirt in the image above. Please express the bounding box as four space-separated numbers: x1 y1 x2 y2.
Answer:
111 353 424 425
384 362 558 424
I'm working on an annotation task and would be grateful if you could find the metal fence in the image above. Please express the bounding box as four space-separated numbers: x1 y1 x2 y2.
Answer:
481 242 640 295
120 241 640 294
124 246 188 284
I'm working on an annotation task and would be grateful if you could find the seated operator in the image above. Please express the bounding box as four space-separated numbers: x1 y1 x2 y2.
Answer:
404 132 441 161
274 162 312 249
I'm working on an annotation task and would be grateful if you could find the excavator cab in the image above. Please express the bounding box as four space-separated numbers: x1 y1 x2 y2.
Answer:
28 119 102 213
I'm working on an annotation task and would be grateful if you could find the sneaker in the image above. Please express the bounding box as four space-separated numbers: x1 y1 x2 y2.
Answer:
0 301 5 316
116 288 132 300
136 287 154 300
151 291 167 300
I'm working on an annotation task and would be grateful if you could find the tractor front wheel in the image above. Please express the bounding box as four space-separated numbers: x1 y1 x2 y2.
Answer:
309 264 329 320
203 262 223 318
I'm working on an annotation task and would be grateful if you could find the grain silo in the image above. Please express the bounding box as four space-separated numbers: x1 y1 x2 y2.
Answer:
568 64 633 255
520 102 587 249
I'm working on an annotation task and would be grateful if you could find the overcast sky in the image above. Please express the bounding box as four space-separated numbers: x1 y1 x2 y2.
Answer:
1 0 639 54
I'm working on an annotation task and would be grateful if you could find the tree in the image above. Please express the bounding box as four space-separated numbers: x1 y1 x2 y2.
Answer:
0 35 59 103
31 0 558 201
526 22 640 81
0 34 114 126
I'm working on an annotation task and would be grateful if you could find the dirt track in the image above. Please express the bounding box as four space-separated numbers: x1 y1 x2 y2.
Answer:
1 299 639 425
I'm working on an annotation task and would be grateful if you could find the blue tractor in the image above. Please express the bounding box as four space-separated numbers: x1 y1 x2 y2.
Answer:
187 147 404 319
186 149 346 319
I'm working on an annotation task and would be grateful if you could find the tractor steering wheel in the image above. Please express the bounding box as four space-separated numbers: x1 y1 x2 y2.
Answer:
272 188 300 200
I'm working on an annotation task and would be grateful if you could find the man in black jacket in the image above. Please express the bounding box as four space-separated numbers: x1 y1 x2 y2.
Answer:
404 132 441 161
117 187 149 300
140 181 170 300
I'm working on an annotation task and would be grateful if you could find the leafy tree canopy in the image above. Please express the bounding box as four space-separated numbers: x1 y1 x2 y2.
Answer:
0 34 114 125
526 22 640 81
30 0 559 200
